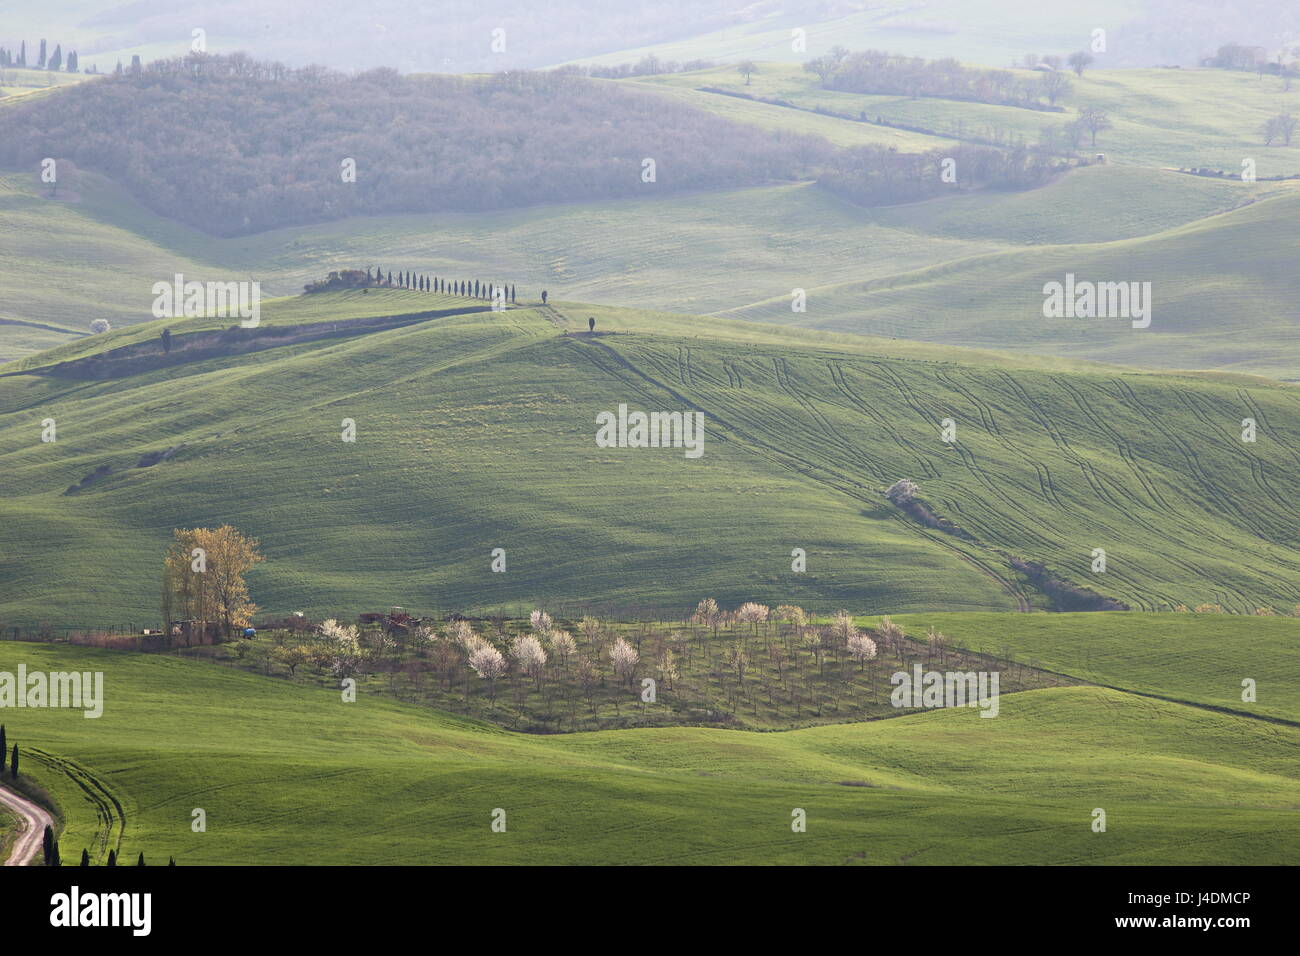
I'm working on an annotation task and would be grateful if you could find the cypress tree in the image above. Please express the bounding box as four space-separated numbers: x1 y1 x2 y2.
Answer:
107 849 116 867
0 725 5 764
137 852 146 866
19 41 26 68
386 271 392 285
511 284 516 303
42 825 53 865
161 328 171 353
80 848 90 866
51 842 61 866
168 856 176 866
38 39 46 69
10 743 17 777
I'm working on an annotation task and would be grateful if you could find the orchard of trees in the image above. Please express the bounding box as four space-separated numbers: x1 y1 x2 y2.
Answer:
196 600 1068 733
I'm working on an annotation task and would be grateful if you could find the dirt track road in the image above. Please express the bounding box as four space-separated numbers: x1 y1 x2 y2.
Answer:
0 783 53 866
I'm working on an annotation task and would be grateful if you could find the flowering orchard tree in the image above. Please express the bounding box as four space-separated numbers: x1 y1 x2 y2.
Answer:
468 644 507 703
735 602 770 631
549 629 576 667
529 609 553 634
847 631 878 669
610 636 639 686
691 598 722 633
512 634 547 681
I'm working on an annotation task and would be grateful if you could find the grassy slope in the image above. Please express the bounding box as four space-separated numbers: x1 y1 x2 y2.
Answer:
724 186 1300 378
0 168 1005 359
571 1 1135 73
1 297 1297 625
888 612 1300 723
2 640 1297 865
0 160 1278 370
637 63 1300 175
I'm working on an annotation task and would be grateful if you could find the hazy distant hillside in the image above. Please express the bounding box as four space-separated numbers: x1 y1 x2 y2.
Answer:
4 0 1298 75
0 0 855 74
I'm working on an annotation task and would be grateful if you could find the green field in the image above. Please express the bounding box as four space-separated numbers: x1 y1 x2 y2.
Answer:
724 186 1300 379
3 159 1290 375
2 621 1297 864
2 294 1297 626
637 63 1300 175
573 1 1137 73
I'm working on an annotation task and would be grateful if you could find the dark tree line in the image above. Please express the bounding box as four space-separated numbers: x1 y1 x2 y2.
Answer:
0 52 829 237
818 143 1060 208
305 267 518 303
807 48 1068 111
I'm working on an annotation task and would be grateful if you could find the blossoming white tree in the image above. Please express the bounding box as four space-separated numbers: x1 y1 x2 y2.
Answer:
610 636 639 686
735 602 770 632
529 609 552 634
468 644 507 703
691 598 722 635
847 630 878 670
512 634 547 683
320 618 364 678
549 629 576 667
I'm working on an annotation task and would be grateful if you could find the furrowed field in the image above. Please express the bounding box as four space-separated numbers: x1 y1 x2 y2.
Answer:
2 294 1298 625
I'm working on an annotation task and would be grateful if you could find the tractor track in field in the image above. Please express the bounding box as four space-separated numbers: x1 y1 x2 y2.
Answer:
827 361 938 480
1174 387 1295 522
934 369 1002 436
937 368 1065 509
1237 387 1300 475
569 335 1031 611
1061 379 1169 509
676 346 693 386
770 356 893 482
991 370 1154 533
24 749 125 863
1106 379 1298 605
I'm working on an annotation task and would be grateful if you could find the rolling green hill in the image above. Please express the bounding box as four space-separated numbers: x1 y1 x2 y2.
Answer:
637 63 1300 175
724 186 1300 379
1 294 1297 626
2 638 1297 864
1 161 1284 373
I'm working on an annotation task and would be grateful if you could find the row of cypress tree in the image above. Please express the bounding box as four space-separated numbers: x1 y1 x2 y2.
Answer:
367 267 516 303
